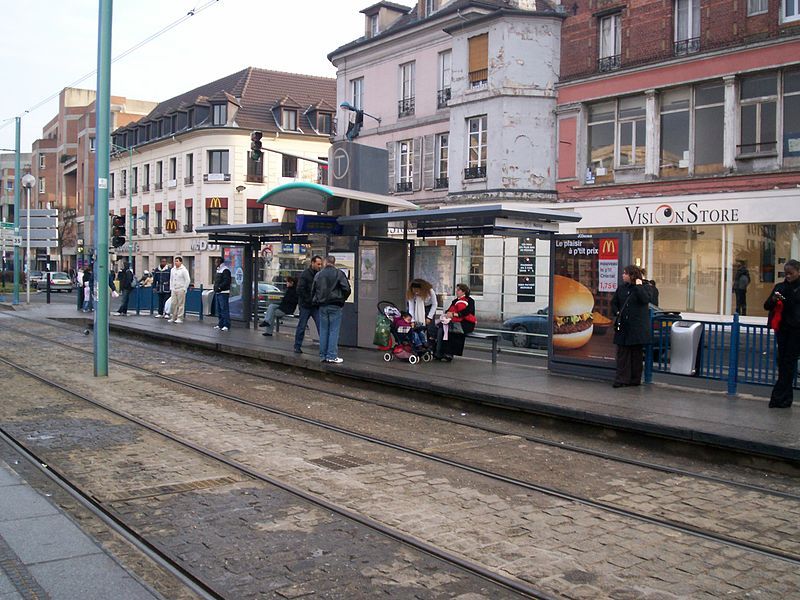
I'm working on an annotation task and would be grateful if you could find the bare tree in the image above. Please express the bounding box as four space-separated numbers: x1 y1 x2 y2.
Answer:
57 208 77 271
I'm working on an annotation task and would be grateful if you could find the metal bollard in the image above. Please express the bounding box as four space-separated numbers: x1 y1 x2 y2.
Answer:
644 307 654 384
46 273 51 304
198 284 204 321
727 313 740 395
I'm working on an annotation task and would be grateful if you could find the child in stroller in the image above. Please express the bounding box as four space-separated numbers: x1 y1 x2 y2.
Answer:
378 302 433 364
393 311 428 352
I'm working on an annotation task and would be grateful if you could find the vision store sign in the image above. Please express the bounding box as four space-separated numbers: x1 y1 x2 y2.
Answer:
625 202 740 226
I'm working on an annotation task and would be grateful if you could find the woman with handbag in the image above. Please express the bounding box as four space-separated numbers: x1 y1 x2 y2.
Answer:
434 283 477 361
763 259 800 408
611 265 652 388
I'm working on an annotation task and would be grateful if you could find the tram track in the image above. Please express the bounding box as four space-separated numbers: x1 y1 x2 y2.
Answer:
2 315 800 569
0 353 552 600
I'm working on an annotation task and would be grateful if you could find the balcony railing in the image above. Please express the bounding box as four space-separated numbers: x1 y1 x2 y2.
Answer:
674 37 700 56
154 182 163 191
468 69 488 87
246 175 264 184
131 186 138 195
437 88 451 109
184 176 194 185
464 166 486 180
598 54 621 72
167 179 177 189
141 227 149 235
154 226 162 234
183 224 193 233
434 177 449 189
737 140 778 155
142 184 150 193
398 97 415 118
395 181 413 193
204 173 231 183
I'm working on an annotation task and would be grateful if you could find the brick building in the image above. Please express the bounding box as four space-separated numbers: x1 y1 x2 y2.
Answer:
0 152 32 273
555 0 800 317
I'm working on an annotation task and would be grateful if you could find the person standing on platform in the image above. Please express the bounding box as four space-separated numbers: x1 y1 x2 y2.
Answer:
168 256 191 324
213 257 232 331
764 259 800 408
611 265 652 388
152 258 171 318
113 262 134 316
293 255 323 354
261 276 298 336
733 261 751 316
312 255 351 364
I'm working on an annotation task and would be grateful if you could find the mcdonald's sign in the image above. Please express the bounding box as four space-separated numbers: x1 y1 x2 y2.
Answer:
165 219 178 233
599 238 618 260
205 197 228 209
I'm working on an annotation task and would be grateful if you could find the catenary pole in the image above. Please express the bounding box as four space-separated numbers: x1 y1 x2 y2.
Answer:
94 0 112 377
13 117 21 305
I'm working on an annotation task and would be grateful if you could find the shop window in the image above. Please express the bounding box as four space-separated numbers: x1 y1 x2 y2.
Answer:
740 73 777 155
693 82 725 174
660 88 690 178
783 69 800 162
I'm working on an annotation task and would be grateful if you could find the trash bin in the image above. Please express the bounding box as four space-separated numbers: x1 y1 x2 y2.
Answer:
201 290 215 316
669 321 703 375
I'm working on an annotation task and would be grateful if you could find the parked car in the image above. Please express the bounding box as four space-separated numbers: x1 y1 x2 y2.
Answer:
501 307 550 348
27 270 44 288
47 272 74 292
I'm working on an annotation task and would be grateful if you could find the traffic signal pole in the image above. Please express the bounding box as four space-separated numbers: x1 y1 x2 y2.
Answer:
12 117 21 305
94 0 112 377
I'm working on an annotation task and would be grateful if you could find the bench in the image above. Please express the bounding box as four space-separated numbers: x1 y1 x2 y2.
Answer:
466 331 500 364
273 313 299 333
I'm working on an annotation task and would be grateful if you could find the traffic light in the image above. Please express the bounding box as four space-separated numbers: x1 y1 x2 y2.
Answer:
111 214 126 249
250 131 263 161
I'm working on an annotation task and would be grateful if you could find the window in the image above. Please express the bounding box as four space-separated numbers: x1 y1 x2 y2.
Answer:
169 157 177 180
247 151 264 182
121 169 127 194
740 73 778 155
156 161 163 185
467 237 484 295
351 78 364 110
206 208 227 226
674 0 700 54
693 82 725 173
468 33 488 87
185 206 193 230
598 14 621 71
784 0 800 22
282 155 298 178
784 70 800 159
156 210 162 231
144 164 150 188
435 133 449 188
618 96 646 167
747 0 768 15
247 207 264 224
169 207 176 221
132 166 138 192
187 109 194 128
369 13 379 37
4 180 11 192
660 88 691 177
425 0 438 15
587 102 615 183
110 173 115 196
89 137 95 152
38 179 45 194
466 115 488 178
397 140 413 192
281 109 298 131
208 150 229 174
39 155 45 169
185 153 194 184
438 50 452 108
317 112 332 134
212 104 227 126
399 62 415 117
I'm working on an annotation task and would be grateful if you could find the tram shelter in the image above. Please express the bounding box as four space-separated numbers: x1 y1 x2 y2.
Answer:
196 182 581 349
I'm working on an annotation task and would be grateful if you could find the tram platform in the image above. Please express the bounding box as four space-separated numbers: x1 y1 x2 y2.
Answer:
6 301 800 463
0 455 159 600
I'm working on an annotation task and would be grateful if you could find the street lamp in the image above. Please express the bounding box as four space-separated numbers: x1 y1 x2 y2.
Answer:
21 173 36 304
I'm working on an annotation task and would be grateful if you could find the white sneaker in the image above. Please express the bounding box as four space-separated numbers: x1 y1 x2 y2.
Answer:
213 325 220 330
221 327 228 331
328 357 344 364
167 318 175 323
112 312 121 316
175 319 183 324
154 314 162 318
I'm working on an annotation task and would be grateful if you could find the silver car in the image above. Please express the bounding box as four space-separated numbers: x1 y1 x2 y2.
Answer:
45 272 74 292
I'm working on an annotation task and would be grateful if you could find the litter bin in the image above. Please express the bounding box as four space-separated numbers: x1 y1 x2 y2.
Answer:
201 290 215 316
669 321 703 375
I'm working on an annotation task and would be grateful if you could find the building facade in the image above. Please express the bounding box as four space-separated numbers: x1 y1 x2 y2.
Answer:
555 0 800 318
329 0 565 321
0 153 32 274
109 67 336 287
30 88 156 272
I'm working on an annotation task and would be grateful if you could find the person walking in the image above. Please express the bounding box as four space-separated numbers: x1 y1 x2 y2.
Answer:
168 256 191 324
152 258 171 318
733 261 751 316
81 265 94 312
611 265 652 388
763 259 800 408
213 257 232 331
293 255 323 354
113 262 135 316
311 255 351 363
261 276 298 337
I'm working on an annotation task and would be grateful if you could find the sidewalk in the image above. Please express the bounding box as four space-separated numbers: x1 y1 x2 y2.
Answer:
0 457 159 600
7 302 800 462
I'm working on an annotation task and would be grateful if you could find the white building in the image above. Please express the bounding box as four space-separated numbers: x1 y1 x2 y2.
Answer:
110 67 336 287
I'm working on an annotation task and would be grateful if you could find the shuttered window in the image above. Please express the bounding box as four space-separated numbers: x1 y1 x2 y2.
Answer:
468 34 488 86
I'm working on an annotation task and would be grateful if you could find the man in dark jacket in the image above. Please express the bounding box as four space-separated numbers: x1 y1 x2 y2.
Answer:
293 255 323 353
763 259 800 408
113 262 135 316
733 261 751 316
152 258 171 318
261 276 298 336
213 257 232 331
312 255 351 363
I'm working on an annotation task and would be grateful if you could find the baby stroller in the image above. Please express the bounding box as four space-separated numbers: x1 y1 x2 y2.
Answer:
376 301 433 365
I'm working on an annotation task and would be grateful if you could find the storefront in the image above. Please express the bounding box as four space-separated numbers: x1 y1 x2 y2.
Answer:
557 189 800 318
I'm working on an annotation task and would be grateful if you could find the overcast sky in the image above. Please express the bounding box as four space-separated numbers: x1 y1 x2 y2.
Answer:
0 0 375 152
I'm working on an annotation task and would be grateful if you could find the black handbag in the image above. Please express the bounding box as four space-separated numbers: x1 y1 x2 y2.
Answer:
614 293 633 333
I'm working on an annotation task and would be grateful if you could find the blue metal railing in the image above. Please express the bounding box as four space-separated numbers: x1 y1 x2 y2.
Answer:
128 286 205 320
648 310 798 394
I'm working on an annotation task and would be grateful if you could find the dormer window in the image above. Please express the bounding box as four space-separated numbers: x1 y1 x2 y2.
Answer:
317 112 332 134
369 13 379 37
425 0 438 16
212 103 227 126
282 109 298 131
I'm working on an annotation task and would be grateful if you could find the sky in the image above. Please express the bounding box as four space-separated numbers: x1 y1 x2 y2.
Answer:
0 0 376 152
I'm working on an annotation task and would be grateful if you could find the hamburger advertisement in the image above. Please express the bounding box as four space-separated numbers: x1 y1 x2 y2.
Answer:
549 234 630 374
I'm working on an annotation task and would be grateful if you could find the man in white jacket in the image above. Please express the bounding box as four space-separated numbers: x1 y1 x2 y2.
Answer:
168 256 191 323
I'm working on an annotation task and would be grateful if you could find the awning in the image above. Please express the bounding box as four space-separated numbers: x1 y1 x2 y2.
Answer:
195 222 313 245
258 181 418 213
337 203 582 237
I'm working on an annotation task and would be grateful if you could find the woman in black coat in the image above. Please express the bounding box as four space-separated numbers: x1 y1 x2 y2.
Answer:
611 265 652 388
763 259 800 408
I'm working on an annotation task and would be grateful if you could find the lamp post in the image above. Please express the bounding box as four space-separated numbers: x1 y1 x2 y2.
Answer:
110 143 133 265
21 173 36 304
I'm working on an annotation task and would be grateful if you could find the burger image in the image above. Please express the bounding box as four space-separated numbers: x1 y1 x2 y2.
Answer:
552 275 595 349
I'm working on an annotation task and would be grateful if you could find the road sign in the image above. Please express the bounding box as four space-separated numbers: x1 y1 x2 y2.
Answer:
13 236 22 247
23 217 58 228
20 209 58 218
21 230 58 241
